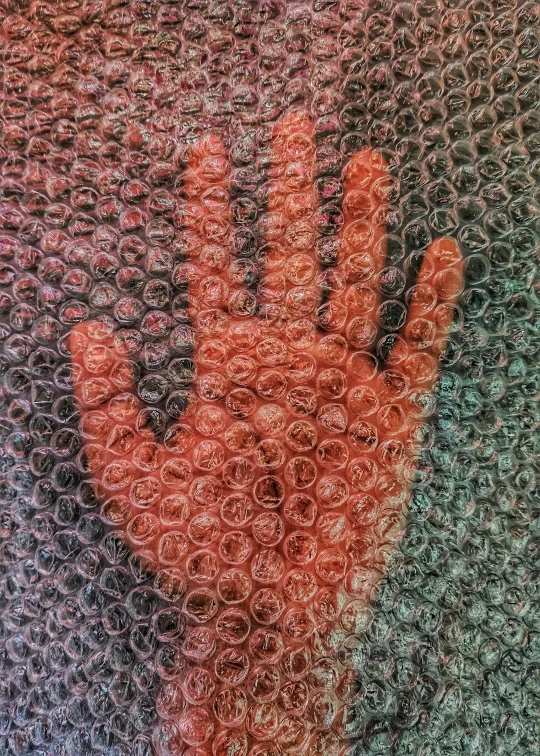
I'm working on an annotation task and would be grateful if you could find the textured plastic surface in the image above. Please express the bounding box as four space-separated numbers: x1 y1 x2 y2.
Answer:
0 1 539 755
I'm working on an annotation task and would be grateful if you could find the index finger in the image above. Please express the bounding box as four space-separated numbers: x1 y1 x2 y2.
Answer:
401 237 463 394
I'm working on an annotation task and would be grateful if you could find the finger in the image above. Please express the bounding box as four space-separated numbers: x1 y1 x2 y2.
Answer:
367 237 463 529
173 135 256 329
400 236 463 394
375 237 463 452
345 238 463 588
321 149 389 344
258 111 320 327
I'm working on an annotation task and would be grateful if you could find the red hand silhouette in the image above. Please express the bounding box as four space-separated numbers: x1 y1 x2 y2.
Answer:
70 112 463 755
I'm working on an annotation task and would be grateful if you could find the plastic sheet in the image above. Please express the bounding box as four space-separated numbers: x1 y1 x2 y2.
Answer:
0 1 538 755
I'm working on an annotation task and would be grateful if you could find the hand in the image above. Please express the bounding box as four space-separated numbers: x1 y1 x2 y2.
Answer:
70 111 463 754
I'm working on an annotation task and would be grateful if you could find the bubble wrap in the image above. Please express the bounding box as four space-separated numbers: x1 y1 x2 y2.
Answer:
0 1 538 755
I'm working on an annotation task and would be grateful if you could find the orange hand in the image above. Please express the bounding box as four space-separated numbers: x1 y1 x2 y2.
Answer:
69 112 463 754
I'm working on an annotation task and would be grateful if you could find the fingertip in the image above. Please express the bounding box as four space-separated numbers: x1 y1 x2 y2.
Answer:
343 149 388 190
425 237 464 303
69 319 117 360
193 133 227 160
69 323 89 360
341 151 390 235
427 237 463 269
273 109 313 139
271 110 315 169
186 134 229 185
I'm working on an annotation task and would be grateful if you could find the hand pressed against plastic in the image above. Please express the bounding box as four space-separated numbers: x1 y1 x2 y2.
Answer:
70 112 463 754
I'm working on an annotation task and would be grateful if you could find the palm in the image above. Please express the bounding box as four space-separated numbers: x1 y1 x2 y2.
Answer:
70 112 462 754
